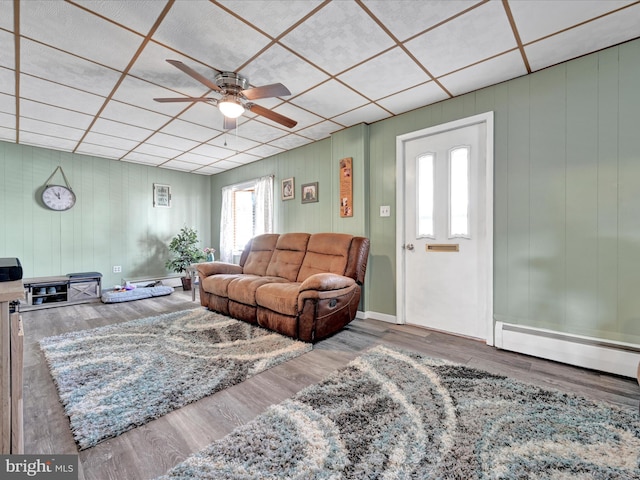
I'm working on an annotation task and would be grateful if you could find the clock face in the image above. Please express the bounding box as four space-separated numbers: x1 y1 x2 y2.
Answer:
42 185 76 211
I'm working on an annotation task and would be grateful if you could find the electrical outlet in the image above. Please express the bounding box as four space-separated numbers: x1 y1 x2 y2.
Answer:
113 266 122 273
380 205 391 217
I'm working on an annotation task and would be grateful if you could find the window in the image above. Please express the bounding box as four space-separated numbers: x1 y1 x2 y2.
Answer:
220 175 273 262
417 153 435 238
449 146 470 238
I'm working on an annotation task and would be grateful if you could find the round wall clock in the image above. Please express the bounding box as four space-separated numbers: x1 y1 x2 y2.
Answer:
41 166 76 211
42 184 76 211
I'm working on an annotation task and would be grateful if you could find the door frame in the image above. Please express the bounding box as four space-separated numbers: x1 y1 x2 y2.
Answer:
395 112 495 345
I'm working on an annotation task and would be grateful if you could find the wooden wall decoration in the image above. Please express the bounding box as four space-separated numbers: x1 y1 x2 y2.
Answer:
339 157 353 217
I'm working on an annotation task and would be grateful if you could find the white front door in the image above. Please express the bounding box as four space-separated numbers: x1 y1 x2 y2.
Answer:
396 113 494 343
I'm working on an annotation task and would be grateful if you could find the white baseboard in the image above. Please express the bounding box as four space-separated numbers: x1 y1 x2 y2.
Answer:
495 322 640 379
356 310 398 324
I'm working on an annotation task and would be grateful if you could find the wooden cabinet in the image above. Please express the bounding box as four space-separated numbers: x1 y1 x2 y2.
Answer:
22 274 101 311
1 280 24 454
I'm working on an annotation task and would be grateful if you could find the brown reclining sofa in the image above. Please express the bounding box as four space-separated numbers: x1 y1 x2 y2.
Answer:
196 232 370 342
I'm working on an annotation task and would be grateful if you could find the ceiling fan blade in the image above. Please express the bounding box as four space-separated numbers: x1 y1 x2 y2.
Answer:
247 104 297 128
223 117 237 131
166 59 222 92
154 97 215 103
242 83 291 100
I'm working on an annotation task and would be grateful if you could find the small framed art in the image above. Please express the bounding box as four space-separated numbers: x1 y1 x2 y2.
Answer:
282 177 294 200
301 182 318 203
153 183 171 208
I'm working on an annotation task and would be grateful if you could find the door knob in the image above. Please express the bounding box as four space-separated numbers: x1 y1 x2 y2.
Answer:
403 243 414 251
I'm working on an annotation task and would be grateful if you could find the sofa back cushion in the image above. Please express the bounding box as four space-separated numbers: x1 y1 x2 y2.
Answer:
242 234 279 276
266 233 310 281
296 233 353 282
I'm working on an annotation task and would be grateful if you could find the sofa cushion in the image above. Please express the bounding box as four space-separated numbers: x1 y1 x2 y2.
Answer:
227 275 288 306
202 274 243 297
265 233 310 281
297 233 353 282
256 282 302 316
242 234 279 276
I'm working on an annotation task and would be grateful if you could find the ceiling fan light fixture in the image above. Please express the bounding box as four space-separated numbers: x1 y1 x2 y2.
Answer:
218 96 245 119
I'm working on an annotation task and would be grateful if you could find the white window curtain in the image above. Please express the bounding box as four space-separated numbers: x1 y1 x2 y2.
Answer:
219 175 273 263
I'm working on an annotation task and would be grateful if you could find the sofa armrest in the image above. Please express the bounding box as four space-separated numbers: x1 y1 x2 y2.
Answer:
299 273 356 292
196 262 243 277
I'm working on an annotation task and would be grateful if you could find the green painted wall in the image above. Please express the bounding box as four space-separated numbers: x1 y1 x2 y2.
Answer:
367 38 640 344
0 142 211 288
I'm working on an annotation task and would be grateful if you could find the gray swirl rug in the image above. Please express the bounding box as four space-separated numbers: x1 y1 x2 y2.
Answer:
40 308 312 450
158 344 640 479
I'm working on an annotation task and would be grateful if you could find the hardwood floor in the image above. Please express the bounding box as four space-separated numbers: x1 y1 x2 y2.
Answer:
22 290 639 480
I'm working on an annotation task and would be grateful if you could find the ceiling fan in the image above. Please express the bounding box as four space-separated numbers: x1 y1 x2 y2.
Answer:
154 59 297 130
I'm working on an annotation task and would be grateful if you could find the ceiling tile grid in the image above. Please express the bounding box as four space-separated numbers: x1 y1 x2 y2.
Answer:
0 0 638 174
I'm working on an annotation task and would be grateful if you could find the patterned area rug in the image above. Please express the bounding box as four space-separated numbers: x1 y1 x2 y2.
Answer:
40 308 312 450
158 344 640 479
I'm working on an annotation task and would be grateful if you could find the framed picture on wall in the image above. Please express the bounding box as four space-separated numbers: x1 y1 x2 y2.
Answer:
301 182 318 203
282 177 294 200
153 183 171 208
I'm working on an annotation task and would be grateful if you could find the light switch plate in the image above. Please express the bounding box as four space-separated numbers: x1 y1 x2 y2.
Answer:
380 205 391 217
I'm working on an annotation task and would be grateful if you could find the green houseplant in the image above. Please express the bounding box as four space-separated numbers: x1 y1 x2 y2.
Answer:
165 226 205 290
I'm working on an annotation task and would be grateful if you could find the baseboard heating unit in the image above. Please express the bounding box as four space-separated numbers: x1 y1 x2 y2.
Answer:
495 321 640 378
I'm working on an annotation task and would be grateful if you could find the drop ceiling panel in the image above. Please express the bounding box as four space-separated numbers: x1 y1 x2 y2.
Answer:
160 159 201 171
224 152 261 165
0 30 15 68
332 103 390 127
208 159 243 170
20 100 93 130
80 131 140 151
268 103 323 132
100 101 171 131
19 117 84 141
525 6 640 71
0 129 15 142
193 165 225 175
440 50 527 96
132 142 182 159
218 0 323 38
207 134 260 152
0 93 14 116
281 1 395 75
405 0 517 77
293 120 342 141
20 0 142 70
153 0 269 71
293 80 368 119
158 119 218 143
362 0 482 41
235 120 287 143
509 0 634 43
377 81 449 115
128 43 213 97
338 47 429 101
20 39 122 97
190 143 236 160
75 143 129 160
269 133 313 150
113 75 196 115
0 1 12 30
0 68 15 96
175 151 217 166
121 151 166 166
74 0 169 34
146 132 200 151
245 144 285 158
177 102 225 131
92 117 154 142
19 131 79 151
0 112 14 128
20 74 105 114
239 44 329 97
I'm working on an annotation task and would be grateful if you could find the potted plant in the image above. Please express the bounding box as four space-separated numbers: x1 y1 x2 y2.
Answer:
165 226 205 290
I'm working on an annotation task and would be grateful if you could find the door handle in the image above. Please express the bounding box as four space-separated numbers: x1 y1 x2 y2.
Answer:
403 243 414 251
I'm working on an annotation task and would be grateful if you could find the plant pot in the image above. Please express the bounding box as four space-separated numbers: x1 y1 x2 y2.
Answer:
181 277 192 291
